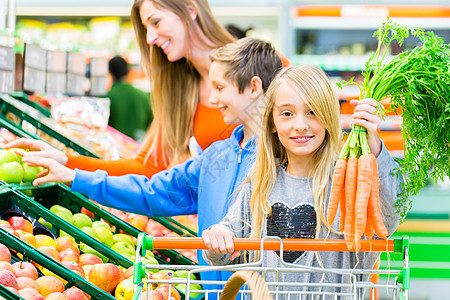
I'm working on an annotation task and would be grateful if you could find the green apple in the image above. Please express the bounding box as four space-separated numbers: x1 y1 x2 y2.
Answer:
94 226 114 247
81 226 100 240
54 210 73 224
50 205 71 215
38 217 52 230
0 149 19 164
72 213 93 229
92 221 111 231
174 270 196 280
0 161 23 183
141 255 159 266
175 283 202 298
111 241 135 256
80 244 109 263
21 163 44 183
113 233 135 247
121 253 136 263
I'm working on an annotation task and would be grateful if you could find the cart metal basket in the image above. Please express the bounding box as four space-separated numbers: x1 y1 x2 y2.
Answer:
132 234 409 300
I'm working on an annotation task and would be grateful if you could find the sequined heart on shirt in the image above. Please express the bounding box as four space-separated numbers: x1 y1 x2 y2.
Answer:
266 202 316 263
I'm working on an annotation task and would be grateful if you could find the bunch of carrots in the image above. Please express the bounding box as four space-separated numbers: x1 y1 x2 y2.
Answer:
326 124 387 251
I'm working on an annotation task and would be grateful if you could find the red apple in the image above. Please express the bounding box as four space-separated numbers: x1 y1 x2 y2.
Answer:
0 244 11 263
109 209 129 223
124 266 134 279
5 286 18 295
150 271 172 288
12 261 38 280
0 269 18 289
128 213 148 231
80 207 95 219
147 290 164 300
16 276 40 291
35 276 65 297
45 292 70 300
59 248 80 263
18 287 45 300
88 263 122 292
62 287 89 300
38 246 61 263
55 236 79 255
156 285 181 300
8 216 33 234
16 230 37 248
79 253 103 266
61 261 85 278
0 220 20 238
0 261 14 274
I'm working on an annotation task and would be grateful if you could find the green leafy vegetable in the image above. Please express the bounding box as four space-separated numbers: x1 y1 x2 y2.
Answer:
339 18 450 221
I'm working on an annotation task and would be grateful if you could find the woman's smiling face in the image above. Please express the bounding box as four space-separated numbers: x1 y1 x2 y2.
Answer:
140 1 189 62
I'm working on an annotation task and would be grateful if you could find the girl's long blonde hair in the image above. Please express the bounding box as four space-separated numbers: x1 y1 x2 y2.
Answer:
131 0 235 165
248 65 341 240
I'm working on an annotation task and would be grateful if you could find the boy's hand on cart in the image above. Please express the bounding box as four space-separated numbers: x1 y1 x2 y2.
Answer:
202 225 241 260
6 138 68 166
21 156 75 186
350 98 383 157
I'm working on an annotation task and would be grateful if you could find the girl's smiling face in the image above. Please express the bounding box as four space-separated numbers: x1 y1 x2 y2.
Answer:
140 1 188 62
272 82 326 164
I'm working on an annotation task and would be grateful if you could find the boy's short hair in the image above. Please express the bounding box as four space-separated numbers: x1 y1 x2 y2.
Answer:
109 56 129 81
209 37 283 93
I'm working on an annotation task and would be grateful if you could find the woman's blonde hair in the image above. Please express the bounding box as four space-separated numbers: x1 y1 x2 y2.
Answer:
248 65 341 241
131 0 235 165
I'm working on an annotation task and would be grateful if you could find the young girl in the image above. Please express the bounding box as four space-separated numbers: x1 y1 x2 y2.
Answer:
202 65 403 297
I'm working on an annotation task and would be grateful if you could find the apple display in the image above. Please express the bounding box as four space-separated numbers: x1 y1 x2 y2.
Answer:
0 261 14 274
38 246 61 263
8 216 33 234
62 287 89 300
0 161 23 183
114 278 135 300
88 263 122 292
35 276 65 297
0 149 20 164
55 236 79 255
113 234 135 247
156 285 181 300
45 292 70 300
111 241 135 257
0 269 18 289
80 244 109 263
15 230 37 247
59 248 80 263
0 243 11 263
60 261 85 279
16 276 40 291
72 213 93 229
12 261 38 280
93 226 114 247
79 253 103 266
18 287 45 300
35 235 57 248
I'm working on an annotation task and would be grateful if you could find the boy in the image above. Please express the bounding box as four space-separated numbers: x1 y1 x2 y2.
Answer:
22 38 283 291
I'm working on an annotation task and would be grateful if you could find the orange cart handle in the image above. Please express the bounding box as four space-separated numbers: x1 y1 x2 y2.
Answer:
140 235 394 253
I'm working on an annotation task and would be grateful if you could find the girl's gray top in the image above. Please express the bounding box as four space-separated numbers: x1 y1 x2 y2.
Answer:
203 143 403 299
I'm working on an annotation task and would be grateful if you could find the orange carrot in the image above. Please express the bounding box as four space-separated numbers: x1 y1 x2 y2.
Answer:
354 154 374 250
365 211 374 240
327 159 347 227
344 156 358 250
367 154 388 239
339 185 346 234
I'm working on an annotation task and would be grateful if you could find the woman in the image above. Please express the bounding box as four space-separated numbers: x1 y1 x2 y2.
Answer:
8 0 237 177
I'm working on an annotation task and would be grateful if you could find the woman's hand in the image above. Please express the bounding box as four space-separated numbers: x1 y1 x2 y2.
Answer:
6 138 68 165
202 224 240 260
21 156 75 186
350 98 383 157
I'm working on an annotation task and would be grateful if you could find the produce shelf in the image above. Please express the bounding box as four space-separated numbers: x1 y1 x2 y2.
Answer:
0 226 115 299
12 182 196 265
0 186 135 268
11 91 51 118
0 95 99 158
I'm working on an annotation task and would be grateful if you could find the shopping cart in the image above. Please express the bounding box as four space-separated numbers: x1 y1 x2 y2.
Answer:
132 233 409 300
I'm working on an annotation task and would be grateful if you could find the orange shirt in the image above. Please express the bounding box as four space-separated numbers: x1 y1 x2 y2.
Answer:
66 103 238 177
